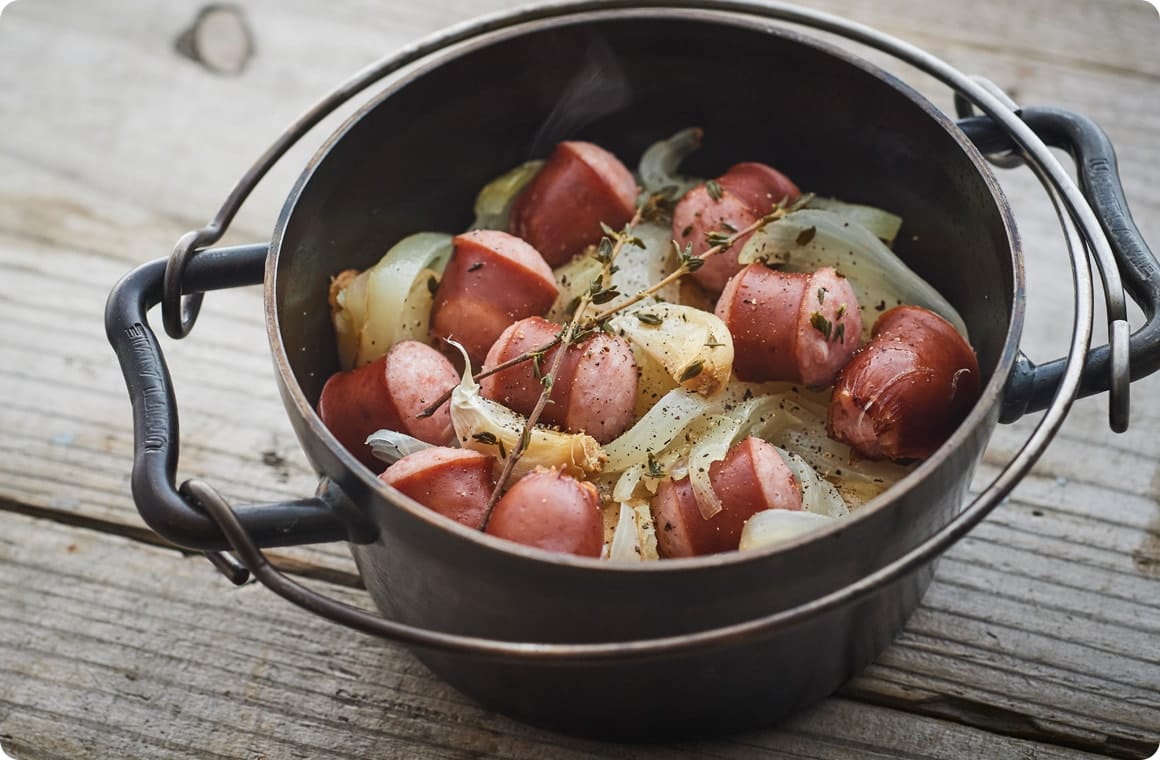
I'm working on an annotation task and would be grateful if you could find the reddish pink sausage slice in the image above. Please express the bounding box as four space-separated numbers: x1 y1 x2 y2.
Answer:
379 447 496 529
509 141 638 267
672 186 760 294
715 264 862 387
318 340 458 471
481 316 638 444
672 162 801 294
793 268 864 386
717 162 800 213
650 437 802 558
430 230 559 366
485 468 603 557
828 306 981 461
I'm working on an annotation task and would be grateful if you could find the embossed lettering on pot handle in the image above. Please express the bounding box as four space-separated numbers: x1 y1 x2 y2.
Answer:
957 106 1160 431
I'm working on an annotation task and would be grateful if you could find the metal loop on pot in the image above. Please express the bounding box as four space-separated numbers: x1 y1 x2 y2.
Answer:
163 229 210 339
954 79 1023 170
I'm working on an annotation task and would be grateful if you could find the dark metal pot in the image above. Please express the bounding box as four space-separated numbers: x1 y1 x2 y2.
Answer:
106 1 1160 739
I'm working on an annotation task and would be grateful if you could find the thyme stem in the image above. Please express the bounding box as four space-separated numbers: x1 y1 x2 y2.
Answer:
416 336 562 419
480 202 647 525
588 193 812 323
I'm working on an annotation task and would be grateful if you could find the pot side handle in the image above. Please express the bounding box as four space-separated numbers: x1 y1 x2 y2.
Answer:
956 107 1160 428
104 243 360 554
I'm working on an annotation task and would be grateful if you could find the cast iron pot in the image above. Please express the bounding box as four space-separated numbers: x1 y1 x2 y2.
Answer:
106 1 1160 739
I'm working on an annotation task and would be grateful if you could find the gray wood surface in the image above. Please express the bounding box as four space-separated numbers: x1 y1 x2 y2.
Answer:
1 0 1158 758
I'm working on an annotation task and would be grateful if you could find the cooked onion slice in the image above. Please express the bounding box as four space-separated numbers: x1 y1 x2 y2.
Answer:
608 502 640 561
606 500 660 562
602 388 713 474
738 209 968 340
806 197 903 248
738 510 837 552
471 160 544 231
686 414 742 519
330 232 453 369
734 387 910 506
638 127 703 201
546 221 680 323
780 450 849 518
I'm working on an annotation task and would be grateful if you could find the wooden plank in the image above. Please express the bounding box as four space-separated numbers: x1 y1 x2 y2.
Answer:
0 511 1114 760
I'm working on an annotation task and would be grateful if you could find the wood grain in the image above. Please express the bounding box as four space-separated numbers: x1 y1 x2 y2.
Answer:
0 511 1118 760
1 0 1158 757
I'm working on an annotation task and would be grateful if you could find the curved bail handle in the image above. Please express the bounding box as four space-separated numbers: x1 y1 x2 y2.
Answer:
170 0 1097 663
105 243 360 552
955 103 1158 431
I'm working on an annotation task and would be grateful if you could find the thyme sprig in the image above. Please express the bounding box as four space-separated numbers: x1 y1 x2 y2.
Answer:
416 335 562 419
587 193 812 323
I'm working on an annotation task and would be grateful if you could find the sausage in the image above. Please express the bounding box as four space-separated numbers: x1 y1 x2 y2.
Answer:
480 316 638 444
485 467 603 557
672 162 801 293
318 340 458 471
509 141 638 267
828 305 981 461
672 188 761 295
379 447 496 529
716 162 800 213
715 264 862 387
429 230 559 366
651 437 802 558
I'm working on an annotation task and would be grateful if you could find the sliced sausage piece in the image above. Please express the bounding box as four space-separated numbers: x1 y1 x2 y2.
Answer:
481 316 638 444
715 264 861 386
672 162 801 294
430 230 559 366
318 340 458 471
485 468 603 557
672 186 760 295
828 306 981 461
794 267 864 387
509 141 638 267
717 162 800 213
379 447 496 529
650 437 802 558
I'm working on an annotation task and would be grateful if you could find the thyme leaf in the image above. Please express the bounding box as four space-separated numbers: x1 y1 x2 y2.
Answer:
647 451 664 478
810 312 833 340
678 360 705 383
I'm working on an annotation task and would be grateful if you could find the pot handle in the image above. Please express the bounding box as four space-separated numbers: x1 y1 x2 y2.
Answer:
955 106 1160 429
105 243 363 558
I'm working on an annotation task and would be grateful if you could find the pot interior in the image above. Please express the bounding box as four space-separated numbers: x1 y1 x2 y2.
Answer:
272 11 1016 416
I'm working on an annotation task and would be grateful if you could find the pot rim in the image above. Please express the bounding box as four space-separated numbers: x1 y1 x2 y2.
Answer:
265 5 1025 573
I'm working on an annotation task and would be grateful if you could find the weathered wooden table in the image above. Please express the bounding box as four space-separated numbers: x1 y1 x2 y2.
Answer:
1 1 1158 757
